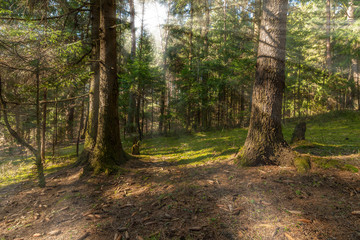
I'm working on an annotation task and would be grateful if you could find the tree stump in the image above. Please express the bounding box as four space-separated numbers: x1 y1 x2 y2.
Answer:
131 137 140 155
291 121 306 143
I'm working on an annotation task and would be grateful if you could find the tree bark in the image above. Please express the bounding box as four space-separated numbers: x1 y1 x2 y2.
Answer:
52 100 58 157
126 0 137 133
238 0 293 166
41 89 47 161
79 0 100 163
91 0 126 172
254 0 262 54
347 0 357 109
66 100 75 141
326 0 331 71
35 71 45 186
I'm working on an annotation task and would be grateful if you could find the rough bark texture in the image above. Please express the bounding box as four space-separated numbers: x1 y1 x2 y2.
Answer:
91 0 126 173
238 0 294 166
79 0 100 163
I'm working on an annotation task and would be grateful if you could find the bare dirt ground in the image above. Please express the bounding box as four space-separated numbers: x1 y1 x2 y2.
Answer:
1 156 360 240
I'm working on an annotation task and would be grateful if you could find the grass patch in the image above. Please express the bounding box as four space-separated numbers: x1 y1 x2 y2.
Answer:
139 128 248 166
284 111 360 156
1 110 359 187
0 145 79 188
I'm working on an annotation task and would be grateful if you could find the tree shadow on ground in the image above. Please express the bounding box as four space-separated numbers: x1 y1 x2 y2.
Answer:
293 142 358 156
2 156 359 240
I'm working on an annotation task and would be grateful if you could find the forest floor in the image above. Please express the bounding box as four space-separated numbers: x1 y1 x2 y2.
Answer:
1 111 360 240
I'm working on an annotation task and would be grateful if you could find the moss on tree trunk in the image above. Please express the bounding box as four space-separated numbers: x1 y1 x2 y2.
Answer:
90 0 126 173
237 0 294 167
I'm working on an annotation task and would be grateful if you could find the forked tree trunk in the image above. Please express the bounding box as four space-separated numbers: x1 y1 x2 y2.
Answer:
238 0 294 166
91 0 126 172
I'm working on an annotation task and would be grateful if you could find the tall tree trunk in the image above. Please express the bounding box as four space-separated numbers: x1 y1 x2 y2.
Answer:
79 0 100 163
52 100 58 157
66 95 75 141
238 0 293 166
159 4 171 134
186 0 194 132
326 0 331 71
77 99 85 157
253 0 262 54
201 0 210 130
348 0 357 109
135 0 145 140
126 0 137 133
91 0 127 172
35 71 46 186
41 89 47 161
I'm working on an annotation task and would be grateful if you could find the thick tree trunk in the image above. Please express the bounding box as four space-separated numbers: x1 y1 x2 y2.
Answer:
238 0 294 166
254 0 262 54
91 0 126 172
79 0 100 163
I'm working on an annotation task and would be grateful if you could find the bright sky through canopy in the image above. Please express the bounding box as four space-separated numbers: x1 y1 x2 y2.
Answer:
134 0 168 48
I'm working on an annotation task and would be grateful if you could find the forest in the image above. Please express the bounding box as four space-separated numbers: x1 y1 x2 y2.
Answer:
0 0 359 239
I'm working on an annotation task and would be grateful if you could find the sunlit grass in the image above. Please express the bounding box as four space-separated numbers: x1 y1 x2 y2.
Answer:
1 110 359 187
0 145 80 188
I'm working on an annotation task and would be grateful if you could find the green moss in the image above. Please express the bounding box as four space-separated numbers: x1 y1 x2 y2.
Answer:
313 158 341 169
293 156 311 174
343 164 359 173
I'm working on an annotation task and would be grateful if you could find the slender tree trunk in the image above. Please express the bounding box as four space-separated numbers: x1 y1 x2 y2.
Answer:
41 89 47 161
35 71 45 186
201 0 210 130
52 101 58 157
326 0 331 71
66 95 75 141
91 0 127 172
348 0 357 109
79 0 100 163
238 0 293 166
126 0 137 133
77 99 85 157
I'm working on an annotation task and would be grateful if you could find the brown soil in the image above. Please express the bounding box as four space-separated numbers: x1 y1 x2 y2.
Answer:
1 156 360 240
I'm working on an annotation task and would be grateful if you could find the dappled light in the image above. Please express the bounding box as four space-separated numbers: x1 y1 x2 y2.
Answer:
1 0 359 239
